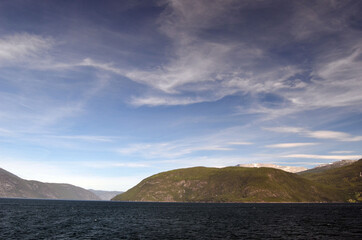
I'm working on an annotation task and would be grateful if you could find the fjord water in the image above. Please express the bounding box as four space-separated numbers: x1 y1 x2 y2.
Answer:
0 199 361 239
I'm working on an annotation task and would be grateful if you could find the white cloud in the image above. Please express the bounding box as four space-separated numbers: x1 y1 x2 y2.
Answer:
143 155 253 169
306 130 348 139
117 142 233 159
284 47 362 110
116 126 254 159
0 72 110 133
330 151 354 154
124 41 235 94
78 2 309 108
0 33 53 63
69 0 362 120
52 135 115 142
263 127 304 133
228 141 253 145
264 127 362 142
79 58 123 75
266 143 318 148
4 2 361 121
148 1 362 112
306 130 362 141
283 154 361 160
317 48 361 83
130 95 214 107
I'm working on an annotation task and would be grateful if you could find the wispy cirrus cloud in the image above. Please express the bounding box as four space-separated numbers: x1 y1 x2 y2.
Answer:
0 35 111 131
0 78 106 131
79 58 123 75
117 142 233 159
266 143 318 148
307 131 362 142
265 127 362 142
129 95 216 107
134 1 361 113
283 154 361 160
329 151 355 154
0 33 53 63
79 1 305 108
116 126 253 159
228 141 253 145
263 127 305 133
72 0 362 122
50 135 116 142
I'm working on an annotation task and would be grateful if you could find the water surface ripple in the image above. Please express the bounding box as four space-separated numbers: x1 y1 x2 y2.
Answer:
0 199 361 239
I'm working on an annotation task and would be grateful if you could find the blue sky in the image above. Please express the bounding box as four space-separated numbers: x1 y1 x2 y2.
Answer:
0 0 361 191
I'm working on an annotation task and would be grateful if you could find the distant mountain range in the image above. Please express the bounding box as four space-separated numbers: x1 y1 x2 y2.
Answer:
0 167 100 200
89 189 123 200
298 159 357 174
113 159 362 203
236 163 307 173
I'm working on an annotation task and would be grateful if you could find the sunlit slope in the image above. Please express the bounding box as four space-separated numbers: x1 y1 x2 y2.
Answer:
300 159 362 202
298 160 357 175
113 167 343 202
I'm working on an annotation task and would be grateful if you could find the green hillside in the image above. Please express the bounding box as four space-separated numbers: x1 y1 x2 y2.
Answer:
112 166 343 203
300 159 362 202
298 160 357 175
0 168 100 200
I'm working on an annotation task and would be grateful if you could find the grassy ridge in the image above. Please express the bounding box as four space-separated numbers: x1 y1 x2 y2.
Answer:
298 160 356 175
113 166 344 202
300 159 362 202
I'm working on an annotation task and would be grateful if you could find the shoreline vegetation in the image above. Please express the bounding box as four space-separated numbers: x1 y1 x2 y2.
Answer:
112 159 362 203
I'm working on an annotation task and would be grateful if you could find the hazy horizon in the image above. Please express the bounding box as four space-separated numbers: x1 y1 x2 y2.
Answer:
0 0 361 191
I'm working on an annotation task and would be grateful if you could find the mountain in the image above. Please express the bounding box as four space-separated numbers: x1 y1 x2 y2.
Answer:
300 159 362 202
298 159 357 175
112 166 343 203
89 189 123 200
236 163 306 173
0 168 100 200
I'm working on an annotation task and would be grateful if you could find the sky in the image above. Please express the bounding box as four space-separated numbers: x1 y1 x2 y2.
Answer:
0 0 361 191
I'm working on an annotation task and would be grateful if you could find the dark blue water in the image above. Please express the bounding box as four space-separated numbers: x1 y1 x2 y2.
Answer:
0 199 361 239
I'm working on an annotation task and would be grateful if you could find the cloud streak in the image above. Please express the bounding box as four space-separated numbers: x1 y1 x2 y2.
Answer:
330 151 354 154
51 135 116 142
266 143 318 148
69 0 362 125
283 154 361 160
117 142 233 159
265 127 362 142
0 33 53 63
116 126 254 160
